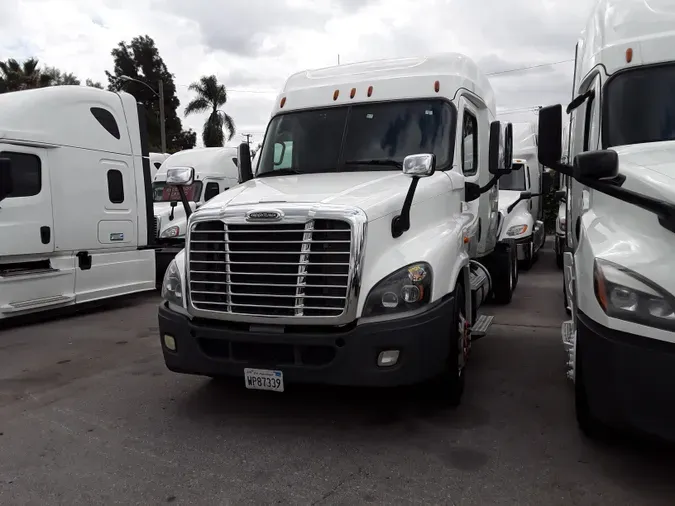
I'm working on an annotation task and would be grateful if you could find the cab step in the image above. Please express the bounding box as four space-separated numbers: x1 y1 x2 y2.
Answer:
471 314 494 340
562 319 576 381
1 294 75 314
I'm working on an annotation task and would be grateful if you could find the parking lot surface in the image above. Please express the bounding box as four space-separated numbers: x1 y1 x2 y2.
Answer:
1 241 675 505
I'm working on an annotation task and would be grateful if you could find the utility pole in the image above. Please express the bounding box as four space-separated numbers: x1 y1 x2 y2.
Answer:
158 79 167 154
337 54 340 65
242 133 252 147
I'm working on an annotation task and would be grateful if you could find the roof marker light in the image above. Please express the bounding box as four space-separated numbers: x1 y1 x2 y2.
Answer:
434 80 440 93
626 48 633 63
367 86 373 97
350 88 356 99
280 96 286 108
333 89 339 101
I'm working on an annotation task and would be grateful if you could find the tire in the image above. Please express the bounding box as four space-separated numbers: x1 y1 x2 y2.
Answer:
575 337 610 441
491 243 514 304
510 240 519 292
426 284 467 407
519 238 534 271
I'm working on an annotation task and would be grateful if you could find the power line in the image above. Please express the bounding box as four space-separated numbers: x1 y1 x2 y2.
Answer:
486 59 574 77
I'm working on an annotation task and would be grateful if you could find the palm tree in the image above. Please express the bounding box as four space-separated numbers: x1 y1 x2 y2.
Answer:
184 75 235 147
0 58 53 93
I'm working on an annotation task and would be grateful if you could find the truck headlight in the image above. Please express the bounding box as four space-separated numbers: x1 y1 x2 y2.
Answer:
594 258 675 331
362 262 432 318
506 224 528 236
161 225 181 238
161 258 185 307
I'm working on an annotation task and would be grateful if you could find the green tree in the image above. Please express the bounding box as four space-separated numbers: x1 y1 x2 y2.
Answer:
105 35 195 152
44 66 80 86
184 75 236 147
0 58 53 92
85 78 104 89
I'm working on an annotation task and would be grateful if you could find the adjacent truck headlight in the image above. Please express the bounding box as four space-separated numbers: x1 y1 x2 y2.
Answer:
161 225 181 238
362 262 432 318
559 216 566 232
506 224 528 236
594 258 675 331
161 258 185 307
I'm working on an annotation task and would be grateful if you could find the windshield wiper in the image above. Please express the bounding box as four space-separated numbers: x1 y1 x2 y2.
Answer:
256 168 302 178
344 158 402 169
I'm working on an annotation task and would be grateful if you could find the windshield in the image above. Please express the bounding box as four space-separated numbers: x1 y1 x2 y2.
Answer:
257 99 456 176
499 163 526 191
604 64 675 147
152 181 203 203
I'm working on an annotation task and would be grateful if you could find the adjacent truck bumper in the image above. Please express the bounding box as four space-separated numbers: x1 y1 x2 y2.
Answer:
513 236 532 262
158 295 455 388
154 245 184 282
578 312 675 441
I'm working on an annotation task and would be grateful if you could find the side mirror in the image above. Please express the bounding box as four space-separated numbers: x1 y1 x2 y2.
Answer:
166 167 194 186
519 191 532 200
538 104 563 169
0 158 13 202
573 150 619 181
542 170 555 195
238 142 253 182
403 153 436 177
503 122 513 172
555 189 566 202
488 121 513 175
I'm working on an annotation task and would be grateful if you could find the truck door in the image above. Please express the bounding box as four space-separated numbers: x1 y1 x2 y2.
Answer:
0 147 54 256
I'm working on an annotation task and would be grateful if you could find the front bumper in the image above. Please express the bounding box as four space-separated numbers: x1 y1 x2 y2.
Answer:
578 311 675 441
158 295 456 388
512 235 532 261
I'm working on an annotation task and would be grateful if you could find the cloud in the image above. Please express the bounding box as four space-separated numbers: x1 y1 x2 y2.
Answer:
0 0 595 148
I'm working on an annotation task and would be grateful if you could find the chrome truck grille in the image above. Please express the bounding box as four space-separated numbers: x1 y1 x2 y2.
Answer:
187 212 363 322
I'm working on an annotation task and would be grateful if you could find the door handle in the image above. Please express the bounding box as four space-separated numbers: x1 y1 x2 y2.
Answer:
40 226 51 244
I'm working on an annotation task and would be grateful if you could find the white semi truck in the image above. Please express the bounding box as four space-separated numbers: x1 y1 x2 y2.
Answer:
153 147 239 280
538 0 675 441
157 53 521 405
496 121 553 271
0 86 158 319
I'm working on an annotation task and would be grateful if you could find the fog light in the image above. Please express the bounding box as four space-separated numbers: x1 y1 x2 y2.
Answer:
163 334 176 351
377 350 400 367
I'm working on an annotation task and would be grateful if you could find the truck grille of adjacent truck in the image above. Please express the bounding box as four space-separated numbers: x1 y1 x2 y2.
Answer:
188 219 352 317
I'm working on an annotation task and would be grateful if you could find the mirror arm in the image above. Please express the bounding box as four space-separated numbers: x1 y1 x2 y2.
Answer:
552 161 573 177
391 177 420 238
506 198 523 214
177 186 193 219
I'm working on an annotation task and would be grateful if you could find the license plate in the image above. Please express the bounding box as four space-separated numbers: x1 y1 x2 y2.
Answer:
244 368 284 392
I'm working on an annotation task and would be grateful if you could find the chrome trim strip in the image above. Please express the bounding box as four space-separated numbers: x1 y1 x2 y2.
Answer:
186 203 368 325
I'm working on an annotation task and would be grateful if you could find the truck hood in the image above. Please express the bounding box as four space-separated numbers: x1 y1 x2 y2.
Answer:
498 190 525 214
617 142 675 182
199 171 451 221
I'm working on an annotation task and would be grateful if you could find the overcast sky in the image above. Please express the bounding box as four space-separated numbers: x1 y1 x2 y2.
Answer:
0 0 594 148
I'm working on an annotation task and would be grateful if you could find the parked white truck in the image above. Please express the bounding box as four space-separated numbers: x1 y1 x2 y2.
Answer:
153 147 239 279
538 0 675 441
157 53 521 405
0 86 158 319
496 121 553 271
149 152 170 178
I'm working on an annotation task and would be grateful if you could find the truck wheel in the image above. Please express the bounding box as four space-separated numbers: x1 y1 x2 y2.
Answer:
511 244 519 291
491 244 514 304
519 238 534 271
575 338 611 441
426 284 466 407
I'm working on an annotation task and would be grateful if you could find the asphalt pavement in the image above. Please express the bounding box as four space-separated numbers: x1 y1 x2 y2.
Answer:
1 240 675 505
